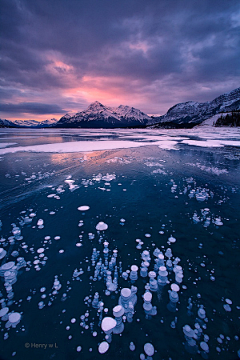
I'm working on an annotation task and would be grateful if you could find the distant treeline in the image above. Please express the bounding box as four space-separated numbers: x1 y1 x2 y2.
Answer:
215 111 240 127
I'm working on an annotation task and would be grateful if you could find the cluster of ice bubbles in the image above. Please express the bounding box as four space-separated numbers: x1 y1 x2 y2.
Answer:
98 287 155 358
0 199 239 359
75 229 191 358
0 215 52 340
0 248 25 333
81 173 116 188
171 177 216 204
182 305 209 358
72 215 240 359
192 208 224 228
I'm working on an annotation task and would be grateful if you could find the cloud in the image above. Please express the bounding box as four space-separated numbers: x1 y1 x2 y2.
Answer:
0 0 240 119
0 102 67 115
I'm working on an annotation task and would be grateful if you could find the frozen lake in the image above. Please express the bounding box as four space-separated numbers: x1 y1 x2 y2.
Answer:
0 127 240 360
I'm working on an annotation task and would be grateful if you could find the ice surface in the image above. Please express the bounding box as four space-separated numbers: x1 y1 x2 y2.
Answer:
0 127 239 360
0 128 240 156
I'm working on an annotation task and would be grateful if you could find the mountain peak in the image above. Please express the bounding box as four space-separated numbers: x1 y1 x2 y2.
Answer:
87 101 105 111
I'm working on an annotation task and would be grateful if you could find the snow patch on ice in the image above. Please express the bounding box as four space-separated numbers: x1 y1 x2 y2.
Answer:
0 143 17 148
187 163 228 175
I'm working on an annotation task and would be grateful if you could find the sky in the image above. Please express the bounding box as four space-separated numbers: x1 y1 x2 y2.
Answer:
0 0 240 121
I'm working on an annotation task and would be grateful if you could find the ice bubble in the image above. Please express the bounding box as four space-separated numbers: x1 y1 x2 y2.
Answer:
101 317 117 332
0 261 15 274
183 325 194 337
59 249 64 254
145 233 151 238
54 236 61 240
143 292 152 302
11 251 19 257
96 222 108 231
214 217 223 226
113 305 124 318
225 298 232 305
40 287 46 293
171 284 180 292
204 335 209 342
131 265 138 272
0 248 7 259
98 341 109 354
37 219 44 226
223 304 231 312
78 206 90 211
9 312 21 326
37 248 44 254
144 343 154 356
71 318 76 323
0 307 9 318
38 301 45 309
129 342 135 351
200 342 209 352
168 235 176 243
76 346 82 352
122 272 128 280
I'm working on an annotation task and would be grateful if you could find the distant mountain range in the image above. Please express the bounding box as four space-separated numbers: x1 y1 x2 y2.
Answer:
0 118 57 128
1 87 239 129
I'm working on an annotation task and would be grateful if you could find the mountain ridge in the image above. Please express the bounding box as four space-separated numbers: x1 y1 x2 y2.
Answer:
56 102 153 128
1 86 240 128
151 87 240 128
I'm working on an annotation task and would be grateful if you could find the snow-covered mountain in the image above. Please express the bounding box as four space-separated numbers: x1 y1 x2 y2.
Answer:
56 101 153 128
152 87 240 128
38 118 58 127
12 118 58 127
13 120 40 127
0 119 18 128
